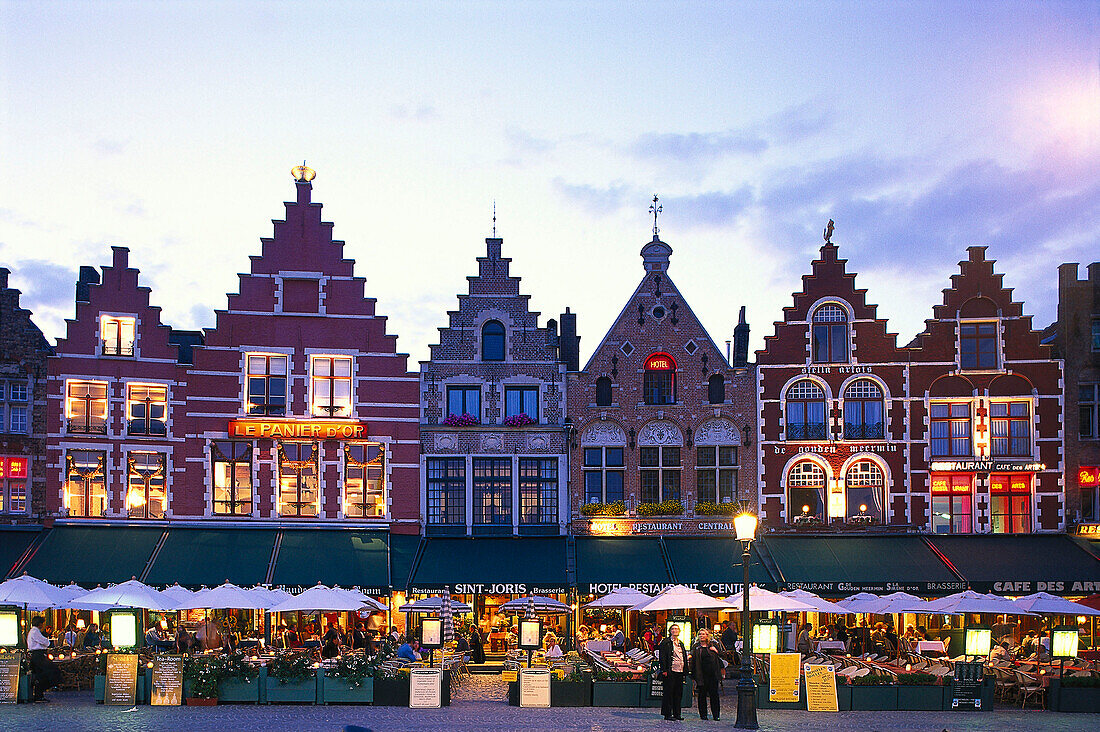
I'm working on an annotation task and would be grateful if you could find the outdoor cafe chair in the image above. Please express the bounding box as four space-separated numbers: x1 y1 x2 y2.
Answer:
1014 671 1044 709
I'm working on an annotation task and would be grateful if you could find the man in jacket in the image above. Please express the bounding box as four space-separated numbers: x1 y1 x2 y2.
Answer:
657 623 688 721
689 628 723 721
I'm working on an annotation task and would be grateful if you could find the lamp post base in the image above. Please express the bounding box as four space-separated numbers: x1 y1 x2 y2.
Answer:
734 676 758 729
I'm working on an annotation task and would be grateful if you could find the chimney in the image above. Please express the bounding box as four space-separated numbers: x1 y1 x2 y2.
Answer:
732 306 750 367
0 267 8 290
1088 262 1100 284
75 266 100 303
559 308 580 372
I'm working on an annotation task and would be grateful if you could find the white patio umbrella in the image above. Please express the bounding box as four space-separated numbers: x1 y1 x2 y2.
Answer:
498 596 571 615
58 583 88 602
583 587 652 608
722 587 817 613
862 592 929 615
247 585 292 609
160 584 196 602
440 594 455 645
270 584 385 613
923 591 1036 616
834 592 887 614
629 584 737 613
1012 592 1100 617
399 595 473 614
178 581 268 610
779 589 849 614
0 574 70 610
67 579 180 611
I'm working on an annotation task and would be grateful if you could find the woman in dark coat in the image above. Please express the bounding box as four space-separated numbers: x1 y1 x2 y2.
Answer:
469 627 486 664
657 623 689 721
689 629 724 721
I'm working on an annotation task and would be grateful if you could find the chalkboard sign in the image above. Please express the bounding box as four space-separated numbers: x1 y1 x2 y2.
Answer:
649 670 664 700
106 653 138 706
0 653 20 703
150 654 183 706
951 661 984 710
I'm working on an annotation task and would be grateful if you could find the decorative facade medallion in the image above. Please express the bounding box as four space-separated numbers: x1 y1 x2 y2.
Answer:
581 422 627 445
637 419 683 446
695 418 740 446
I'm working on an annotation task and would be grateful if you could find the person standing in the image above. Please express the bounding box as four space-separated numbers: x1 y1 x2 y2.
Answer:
27 616 59 702
469 626 485 664
612 624 626 651
657 623 688 721
690 628 724 721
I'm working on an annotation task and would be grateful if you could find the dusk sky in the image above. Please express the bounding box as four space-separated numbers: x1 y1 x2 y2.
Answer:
2 1 1098 364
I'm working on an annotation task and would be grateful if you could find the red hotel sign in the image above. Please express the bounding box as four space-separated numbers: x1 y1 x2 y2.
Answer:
1079 466 1100 487
228 419 367 440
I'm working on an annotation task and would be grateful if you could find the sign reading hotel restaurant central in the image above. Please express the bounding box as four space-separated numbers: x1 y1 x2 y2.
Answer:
228 418 367 439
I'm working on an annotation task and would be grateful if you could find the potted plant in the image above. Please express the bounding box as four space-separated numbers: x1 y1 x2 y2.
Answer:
895 672 942 710
264 651 317 704
552 666 592 707
183 656 224 706
1048 675 1100 713
637 499 684 517
441 413 479 427
322 653 377 704
217 653 260 703
372 666 410 706
591 669 643 707
694 501 739 517
848 673 898 710
503 413 536 427
580 501 626 517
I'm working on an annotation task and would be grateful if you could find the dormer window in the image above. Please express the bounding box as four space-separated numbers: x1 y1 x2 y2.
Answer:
481 321 505 361
643 353 676 405
101 316 135 357
811 304 848 363
960 322 998 370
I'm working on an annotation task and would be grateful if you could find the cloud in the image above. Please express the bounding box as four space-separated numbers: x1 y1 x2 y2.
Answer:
663 187 756 227
552 179 632 215
6 259 76 308
0 208 45 230
762 100 836 145
630 130 768 162
391 104 438 121
505 126 556 154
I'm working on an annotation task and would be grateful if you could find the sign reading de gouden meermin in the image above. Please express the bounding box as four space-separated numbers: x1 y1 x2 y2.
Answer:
228 419 367 440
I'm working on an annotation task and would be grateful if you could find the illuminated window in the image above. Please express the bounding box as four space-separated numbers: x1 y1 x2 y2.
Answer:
990 474 1030 534
344 443 384 518
246 354 287 416
843 379 884 440
278 442 318 518
426 458 465 525
519 458 557 525
0 457 29 513
696 446 737 504
643 353 676 405
311 356 353 417
66 380 108 434
640 446 680 503
100 315 135 357
127 384 167 436
930 402 971 457
211 441 252 516
960 322 998 370
931 474 972 534
126 451 166 519
787 461 825 522
991 401 1030 457
473 458 511 525
447 385 480 420
65 449 107 517
504 386 539 420
584 447 624 505
785 380 827 440
481 321 505 361
812 304 848 363
845 460 884 522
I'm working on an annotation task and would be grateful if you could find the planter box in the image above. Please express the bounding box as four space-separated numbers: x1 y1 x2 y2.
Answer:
218 676 261 704
591 680 642 707
322 673 374 704
836 683 852 711
897 684 943 711
265 674 318 704
552 680 592 707
757 679 808 710
1047 679 1100 713
372 676 410 706
850 684 898 710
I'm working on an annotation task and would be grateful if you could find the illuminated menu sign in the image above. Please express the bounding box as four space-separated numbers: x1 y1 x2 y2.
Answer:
228 419 366 440
0 458 27 479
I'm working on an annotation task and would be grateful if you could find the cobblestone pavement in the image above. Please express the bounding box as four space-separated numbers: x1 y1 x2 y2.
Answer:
2 680 1097 732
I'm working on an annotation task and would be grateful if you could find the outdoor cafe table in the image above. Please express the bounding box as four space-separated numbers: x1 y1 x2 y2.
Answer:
815 640 846 653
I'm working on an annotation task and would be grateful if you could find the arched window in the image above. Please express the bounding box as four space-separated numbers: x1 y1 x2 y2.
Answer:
481 320 505 361
812 304 849 363
788 461 825 522
843 379 884 440
845 460 884 523
707 374 725 405
784 380 827 440
643 353 676 405
595 377 613 407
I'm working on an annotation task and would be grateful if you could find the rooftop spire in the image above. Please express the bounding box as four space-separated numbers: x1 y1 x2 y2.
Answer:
492 199 497 238
291 160 316 182
649 194 662 238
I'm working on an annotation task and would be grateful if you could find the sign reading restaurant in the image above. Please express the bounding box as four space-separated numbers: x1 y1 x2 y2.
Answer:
227 419 367 440
578 517 740 536
928 461 1043 472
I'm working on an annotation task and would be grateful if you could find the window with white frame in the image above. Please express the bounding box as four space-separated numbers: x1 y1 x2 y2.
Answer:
126 451 166 519
65 449 107 517
785 380 827 440
959 322 998 370
844 460 884 522
278 442 319 517
583 447 624 505
66 380 108 434
990 401 1031 457
126 384 167 436
843 379 884 440
519 458 557 525
344 443 384 518
426 457 465 525
811 304 849 363
788 461 825 522
930 402 971 457
0 379 29 434
211 441 252 516
0 456 28 513
640 446 680 503
100 315 136 356
696 446 737 504
311 356 353 417
246 354 288 416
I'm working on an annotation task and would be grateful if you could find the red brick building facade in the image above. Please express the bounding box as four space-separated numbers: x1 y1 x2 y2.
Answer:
567 233 757 536
758 239 1064 533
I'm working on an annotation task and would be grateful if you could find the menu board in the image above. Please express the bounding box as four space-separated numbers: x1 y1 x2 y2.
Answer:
804 663 838 712
150 654 183 706
421 618 442 648
951 661 984 710
0 653 20 703
769 653 800 703
106 653 138 706
409 668 442 708
502 669 518 682
519 620 541 650
649 669 664 699
519 668 551 708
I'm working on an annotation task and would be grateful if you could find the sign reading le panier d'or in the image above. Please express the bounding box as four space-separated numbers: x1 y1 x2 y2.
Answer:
228 419 367 440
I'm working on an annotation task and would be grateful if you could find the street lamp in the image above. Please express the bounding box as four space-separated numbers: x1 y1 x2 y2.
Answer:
733 510 758 730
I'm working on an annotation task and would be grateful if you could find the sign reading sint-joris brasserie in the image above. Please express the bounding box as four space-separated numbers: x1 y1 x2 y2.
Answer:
228 419 367 440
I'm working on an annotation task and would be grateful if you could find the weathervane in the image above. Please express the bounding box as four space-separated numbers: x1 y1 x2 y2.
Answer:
649 194 662 237
291 160 316 182
492 200 497 238
823 218 835 244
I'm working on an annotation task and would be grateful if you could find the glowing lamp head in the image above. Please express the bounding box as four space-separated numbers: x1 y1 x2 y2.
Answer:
859 504 867 513
733 512 758 543
291 163 316 182
802 505 810 514
76 619 85 630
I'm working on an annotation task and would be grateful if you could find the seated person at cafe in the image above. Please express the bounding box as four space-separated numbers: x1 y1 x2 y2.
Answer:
454 632 470 653
884 622 899 654
611 624 626 651
545 633 563 658
145 623 164 646
82 623 102 650
321 633 341 659
797 623 814 654
989 639 1013 662
397 638 421 662
869 623 894 655
323 622 345 648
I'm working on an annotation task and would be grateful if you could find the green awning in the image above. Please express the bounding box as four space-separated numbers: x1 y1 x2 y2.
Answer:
664 537 775 594
408 537 569 594
574 537 671 595
22 526 163 587
0 528 41 580
388 534 422 593
926 534 1100 596
145 528 276 589
271 529 389 595
762 535 963 597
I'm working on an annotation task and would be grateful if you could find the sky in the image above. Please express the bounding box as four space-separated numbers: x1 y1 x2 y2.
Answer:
2 1 1098 365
